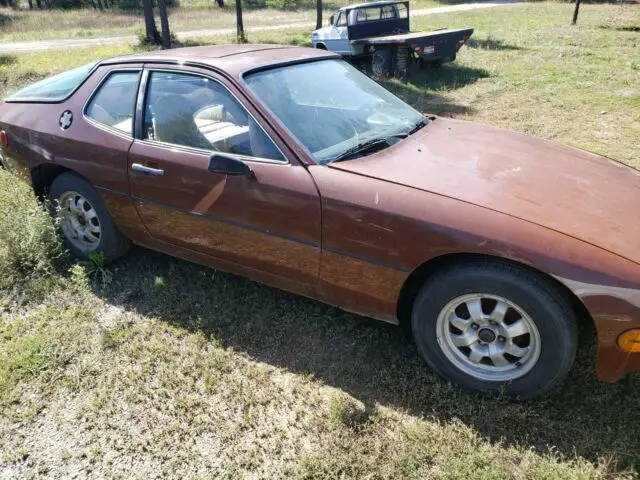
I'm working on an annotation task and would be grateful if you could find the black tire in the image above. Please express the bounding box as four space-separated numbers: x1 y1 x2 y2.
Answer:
411 260 578 399
49 172 130 263
371 49 393 78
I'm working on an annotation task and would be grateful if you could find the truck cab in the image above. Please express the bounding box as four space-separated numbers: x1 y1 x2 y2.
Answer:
312 1 409 56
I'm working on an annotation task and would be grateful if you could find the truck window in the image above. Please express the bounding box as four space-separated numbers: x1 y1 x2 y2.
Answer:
354 7 383 23
335 12 347 26
381 5 397 19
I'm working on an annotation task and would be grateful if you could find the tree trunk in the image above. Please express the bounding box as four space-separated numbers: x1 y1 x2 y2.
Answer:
571 0 581 25
142 0 159 44
27 0 33 8
235 0 245 43
215 0 224 6
96 0 104 11
35 0 42 8
315 0 322 29
158 0 172 49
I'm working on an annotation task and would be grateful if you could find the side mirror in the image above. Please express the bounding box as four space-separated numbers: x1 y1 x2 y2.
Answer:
208 153 252 177
329 14 334 26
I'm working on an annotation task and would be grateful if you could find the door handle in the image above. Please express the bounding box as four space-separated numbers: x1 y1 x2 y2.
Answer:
132 163 164 176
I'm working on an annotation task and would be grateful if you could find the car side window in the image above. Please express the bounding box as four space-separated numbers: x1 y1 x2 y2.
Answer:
85 71 140 135
335 12 347 27
143 71 285 162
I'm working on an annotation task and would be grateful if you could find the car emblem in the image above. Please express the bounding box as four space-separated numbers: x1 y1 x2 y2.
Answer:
59 110 73 130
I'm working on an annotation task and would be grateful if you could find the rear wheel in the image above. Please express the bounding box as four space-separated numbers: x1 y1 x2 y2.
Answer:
411 261 578 399
49 172 130 262
371 49 393 78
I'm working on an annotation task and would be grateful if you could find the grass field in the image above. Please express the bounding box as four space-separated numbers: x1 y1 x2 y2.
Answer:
1 2 639 478
0 0 449 42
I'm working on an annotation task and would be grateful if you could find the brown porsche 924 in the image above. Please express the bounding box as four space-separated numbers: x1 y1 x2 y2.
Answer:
1 45 638 399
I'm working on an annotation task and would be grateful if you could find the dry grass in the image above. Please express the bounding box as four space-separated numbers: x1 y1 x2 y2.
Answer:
0 0 444 42
1 2 639 478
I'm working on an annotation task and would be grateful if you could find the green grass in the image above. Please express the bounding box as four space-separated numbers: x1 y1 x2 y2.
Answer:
1 2 639 478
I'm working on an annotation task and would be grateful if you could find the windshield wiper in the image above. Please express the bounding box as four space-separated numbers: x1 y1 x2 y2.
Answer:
330 117 433 164
406 116 431 136
332 137 397 163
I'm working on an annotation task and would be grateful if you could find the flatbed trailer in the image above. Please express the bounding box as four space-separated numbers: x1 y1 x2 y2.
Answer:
311 1 474 80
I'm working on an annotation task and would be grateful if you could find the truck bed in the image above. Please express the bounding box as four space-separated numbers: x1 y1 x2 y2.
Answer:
350 28 473 46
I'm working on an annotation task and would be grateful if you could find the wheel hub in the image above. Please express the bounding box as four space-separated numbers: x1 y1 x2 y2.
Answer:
478 328 497 343
436 293 542 382
57 191 101 252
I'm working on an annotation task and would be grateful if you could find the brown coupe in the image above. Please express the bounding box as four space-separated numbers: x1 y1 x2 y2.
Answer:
1 45 639 399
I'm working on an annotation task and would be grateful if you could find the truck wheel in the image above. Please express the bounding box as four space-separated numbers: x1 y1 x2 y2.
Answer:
411 261 578 399
372 50 392 78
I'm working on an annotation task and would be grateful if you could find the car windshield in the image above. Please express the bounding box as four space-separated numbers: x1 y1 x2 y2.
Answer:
244 59 424 164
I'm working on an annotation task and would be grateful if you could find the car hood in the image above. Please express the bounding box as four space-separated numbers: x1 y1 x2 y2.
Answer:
329 117 640 265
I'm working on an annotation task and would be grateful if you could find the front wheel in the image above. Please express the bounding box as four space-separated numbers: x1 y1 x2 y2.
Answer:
49 172 130 263
411 261 578 399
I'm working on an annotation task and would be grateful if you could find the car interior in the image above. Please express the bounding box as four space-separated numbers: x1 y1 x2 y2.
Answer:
86 71 283 161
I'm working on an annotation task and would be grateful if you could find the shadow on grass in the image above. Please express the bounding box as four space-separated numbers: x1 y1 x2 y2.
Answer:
466 37 522 50
97 248 640 473
598 24 640 32
375 63 489 115
0 54 17 66
576 0 638 3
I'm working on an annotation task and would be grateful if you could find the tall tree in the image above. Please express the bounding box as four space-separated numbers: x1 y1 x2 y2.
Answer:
315 0 322 29
158 0 172 49
27 0 33 8
35 0 42 8
571 0 581 25
96 0 104 11
142 0 159 44
235 0 244 43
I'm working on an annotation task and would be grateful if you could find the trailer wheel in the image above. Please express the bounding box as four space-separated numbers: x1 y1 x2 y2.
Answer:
372 49 393 78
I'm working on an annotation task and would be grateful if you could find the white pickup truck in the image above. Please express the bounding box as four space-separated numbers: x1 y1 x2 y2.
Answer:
311 0 473 80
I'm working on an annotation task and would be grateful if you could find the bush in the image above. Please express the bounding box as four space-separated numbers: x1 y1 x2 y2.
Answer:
0 169 62 291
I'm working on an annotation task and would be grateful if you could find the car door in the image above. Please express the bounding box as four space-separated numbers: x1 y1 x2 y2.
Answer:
127 65 321 287
327 12 351 55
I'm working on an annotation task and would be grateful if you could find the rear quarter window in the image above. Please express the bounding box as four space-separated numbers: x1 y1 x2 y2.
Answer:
5 61 98 103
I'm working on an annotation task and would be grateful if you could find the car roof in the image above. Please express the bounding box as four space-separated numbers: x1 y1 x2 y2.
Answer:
339 0 403 10
101 44 339 78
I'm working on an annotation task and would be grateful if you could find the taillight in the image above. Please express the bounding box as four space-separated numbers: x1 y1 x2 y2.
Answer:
0 130 7 148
